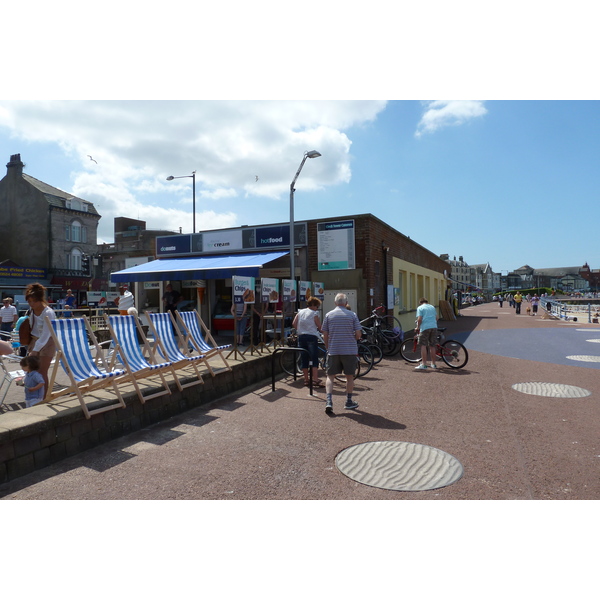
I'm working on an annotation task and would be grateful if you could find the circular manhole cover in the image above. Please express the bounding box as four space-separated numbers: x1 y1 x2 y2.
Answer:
566 355 600 363
335 441 463 492
512 382 591 398
586 339 600 343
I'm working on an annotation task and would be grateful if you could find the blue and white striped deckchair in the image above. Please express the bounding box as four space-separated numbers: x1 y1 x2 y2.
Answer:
146 312 205 388
45 316 128 419
176 310 231 373
105 314 183 399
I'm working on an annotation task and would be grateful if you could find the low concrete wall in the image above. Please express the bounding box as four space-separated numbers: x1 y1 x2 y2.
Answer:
0 354 280 484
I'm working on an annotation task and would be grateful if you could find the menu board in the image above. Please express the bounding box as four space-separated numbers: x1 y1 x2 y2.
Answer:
317 220 355 271
233 275 256 304
282 279 297 303
261 277 279 303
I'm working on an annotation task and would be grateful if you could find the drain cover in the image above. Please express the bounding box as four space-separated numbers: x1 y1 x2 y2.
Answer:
512 382 591 398
335 441 463 492
566 355 600 363
586 339 600 343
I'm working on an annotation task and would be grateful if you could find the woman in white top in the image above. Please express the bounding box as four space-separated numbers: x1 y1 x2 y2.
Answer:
292 297 323 386
25 283 57 402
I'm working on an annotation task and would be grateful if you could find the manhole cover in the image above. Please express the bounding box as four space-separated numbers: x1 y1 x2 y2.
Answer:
566 355 600 363
335 441 463 492
512 382 592 398
586 339 600 343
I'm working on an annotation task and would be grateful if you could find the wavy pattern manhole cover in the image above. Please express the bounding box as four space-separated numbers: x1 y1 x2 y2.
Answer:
566 355 600 363
335 441 463 492
512 382 591 398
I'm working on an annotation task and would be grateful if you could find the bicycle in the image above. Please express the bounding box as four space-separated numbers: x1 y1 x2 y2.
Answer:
399 327 468 368
360 305 403 356
278 331 368 379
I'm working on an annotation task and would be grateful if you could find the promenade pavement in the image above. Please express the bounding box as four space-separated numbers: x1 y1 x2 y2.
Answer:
1 302 599 500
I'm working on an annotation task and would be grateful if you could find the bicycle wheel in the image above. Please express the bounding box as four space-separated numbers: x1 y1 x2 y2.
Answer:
357 342 374 376
440 340 469 368
400 337 421 362
368 342 383 365
279 349 301 376
377 330 400 356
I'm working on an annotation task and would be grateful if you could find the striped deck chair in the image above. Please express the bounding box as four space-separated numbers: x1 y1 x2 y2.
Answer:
45 316 129 419
105 314 183 399
146 312 205 388
175 310 231 373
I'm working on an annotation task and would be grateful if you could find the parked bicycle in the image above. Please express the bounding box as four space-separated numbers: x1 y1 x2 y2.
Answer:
399 327 468 368
360 305 403 356
279 330 372 379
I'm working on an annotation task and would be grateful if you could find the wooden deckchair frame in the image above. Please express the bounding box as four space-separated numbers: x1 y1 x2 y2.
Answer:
104 314 183 400
45 316 130 419
175 310 231 373
145 311 205 389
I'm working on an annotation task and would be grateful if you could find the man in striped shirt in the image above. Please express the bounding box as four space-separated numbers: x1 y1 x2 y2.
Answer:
321 293 362 414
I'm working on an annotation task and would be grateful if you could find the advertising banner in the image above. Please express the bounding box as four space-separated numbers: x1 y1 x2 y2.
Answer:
261 277 279 303
299 281 312 303
233 275 256 304
282 279 297 303
312 281 325 300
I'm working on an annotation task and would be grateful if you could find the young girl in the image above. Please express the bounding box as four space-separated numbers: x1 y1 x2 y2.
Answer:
20 355 46 407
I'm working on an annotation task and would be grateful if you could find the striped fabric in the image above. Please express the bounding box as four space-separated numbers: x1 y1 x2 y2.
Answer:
149 312 205 364
51 318 126 381
178 311 230 353
107 315 172 372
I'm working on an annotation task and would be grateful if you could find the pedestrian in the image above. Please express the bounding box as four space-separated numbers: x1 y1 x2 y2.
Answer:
25 282 57 401
162 283 181 318
514 291 523 314
498 294 504 308
531 294 540 315
63 289 76 318
414 297 439 370
231 300 248 346
1 297 18 334
19 355 46 407
292 297 323 387
321 292 362 413
116 284 135 315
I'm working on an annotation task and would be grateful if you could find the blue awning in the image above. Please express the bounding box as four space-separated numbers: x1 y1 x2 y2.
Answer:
110 251 289 283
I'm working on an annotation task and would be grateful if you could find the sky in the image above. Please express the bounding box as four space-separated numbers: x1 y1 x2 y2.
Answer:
2 99 598 275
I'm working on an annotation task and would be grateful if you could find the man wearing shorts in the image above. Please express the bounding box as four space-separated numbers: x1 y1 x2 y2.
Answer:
414 297 438 370
321 293 362 414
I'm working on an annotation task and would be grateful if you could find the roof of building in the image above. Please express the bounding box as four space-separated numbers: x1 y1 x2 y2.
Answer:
22 173 100 216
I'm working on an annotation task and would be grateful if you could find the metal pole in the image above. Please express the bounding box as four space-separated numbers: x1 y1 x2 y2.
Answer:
192 172 196 234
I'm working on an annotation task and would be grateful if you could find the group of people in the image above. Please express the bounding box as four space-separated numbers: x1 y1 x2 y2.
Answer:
496 292 541 315
0 283 57 408
291 293 441 414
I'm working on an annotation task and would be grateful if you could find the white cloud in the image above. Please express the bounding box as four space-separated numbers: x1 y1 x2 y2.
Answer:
415 100 487 137
0 100 387 242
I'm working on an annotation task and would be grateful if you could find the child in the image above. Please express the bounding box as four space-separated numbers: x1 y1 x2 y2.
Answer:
20 355 46 407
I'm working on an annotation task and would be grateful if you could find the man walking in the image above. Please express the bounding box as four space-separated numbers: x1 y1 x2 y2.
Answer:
414 297 438 370
514 291 523 315
321 293 362 414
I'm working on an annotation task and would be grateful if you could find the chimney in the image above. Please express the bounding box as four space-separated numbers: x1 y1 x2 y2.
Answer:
6 153 24 178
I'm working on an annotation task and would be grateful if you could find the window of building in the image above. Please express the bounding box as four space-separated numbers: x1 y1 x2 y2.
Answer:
66 220 87 243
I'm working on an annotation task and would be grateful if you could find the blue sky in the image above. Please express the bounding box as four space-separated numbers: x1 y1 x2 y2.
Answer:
2 100 598 274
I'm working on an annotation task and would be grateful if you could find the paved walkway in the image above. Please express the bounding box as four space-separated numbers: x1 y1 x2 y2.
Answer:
1 303 599 500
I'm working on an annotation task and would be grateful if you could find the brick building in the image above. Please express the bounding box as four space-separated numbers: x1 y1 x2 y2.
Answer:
0 154 101 302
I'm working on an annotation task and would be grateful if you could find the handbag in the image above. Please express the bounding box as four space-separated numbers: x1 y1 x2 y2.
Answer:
19 315 32 346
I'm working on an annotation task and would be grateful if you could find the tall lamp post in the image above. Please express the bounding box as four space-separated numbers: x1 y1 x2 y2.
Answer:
167 171 197 233
289 150 321 282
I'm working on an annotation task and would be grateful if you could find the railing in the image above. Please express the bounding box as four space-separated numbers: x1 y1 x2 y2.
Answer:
271 346 313 393
543 299 600 323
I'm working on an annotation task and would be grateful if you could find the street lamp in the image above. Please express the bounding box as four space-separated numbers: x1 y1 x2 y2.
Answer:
167 171 196 233
289 150 321 282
